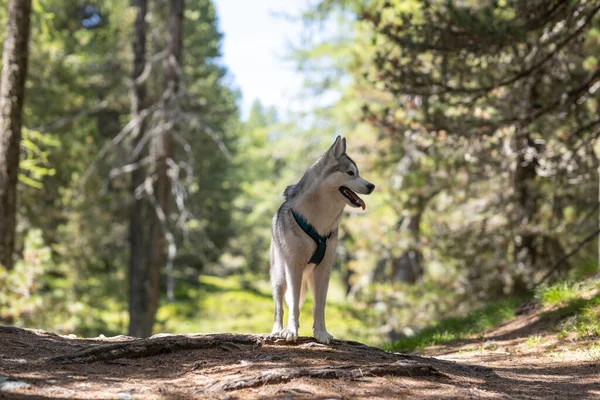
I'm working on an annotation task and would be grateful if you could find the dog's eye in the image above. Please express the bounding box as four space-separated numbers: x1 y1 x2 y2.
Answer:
347 171 355 176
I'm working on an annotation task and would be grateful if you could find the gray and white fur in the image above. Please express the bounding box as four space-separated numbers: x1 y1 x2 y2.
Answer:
270 136 375 344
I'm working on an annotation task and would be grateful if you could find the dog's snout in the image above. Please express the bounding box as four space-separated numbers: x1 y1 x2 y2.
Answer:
367 183 375 193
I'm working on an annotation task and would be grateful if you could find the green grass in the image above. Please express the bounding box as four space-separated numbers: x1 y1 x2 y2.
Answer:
526 335 542 348
385 297 523 352
553 296 600 339
69 274 598 351
535 281 580 307
155 273 379 344
586 343 600 361
385 280 600 353
536 280 600 339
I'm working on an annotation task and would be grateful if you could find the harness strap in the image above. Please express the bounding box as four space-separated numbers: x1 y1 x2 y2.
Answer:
291 210 332 265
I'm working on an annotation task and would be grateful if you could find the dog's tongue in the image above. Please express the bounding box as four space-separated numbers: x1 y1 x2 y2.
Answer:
357 197 366 210
342 187 367 210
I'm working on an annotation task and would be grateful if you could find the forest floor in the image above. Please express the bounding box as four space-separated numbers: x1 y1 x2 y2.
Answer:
1 300 599 400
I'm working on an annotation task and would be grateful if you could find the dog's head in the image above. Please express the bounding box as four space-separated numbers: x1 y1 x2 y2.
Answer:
321 136 375 210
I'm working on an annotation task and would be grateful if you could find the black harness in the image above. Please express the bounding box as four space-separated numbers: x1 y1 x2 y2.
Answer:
291 210 332 265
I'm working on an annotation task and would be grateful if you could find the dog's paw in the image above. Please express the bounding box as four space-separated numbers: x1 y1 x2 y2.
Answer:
313 328 333 344
278 327 299 342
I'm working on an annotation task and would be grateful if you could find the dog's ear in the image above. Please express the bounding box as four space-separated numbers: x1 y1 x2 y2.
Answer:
329 136 346 159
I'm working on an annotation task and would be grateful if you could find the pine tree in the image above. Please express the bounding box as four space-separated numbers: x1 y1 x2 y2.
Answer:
0 0 32 270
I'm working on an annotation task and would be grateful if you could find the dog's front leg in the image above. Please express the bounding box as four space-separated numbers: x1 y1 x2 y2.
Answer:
280 262 303 342
311 263 334 344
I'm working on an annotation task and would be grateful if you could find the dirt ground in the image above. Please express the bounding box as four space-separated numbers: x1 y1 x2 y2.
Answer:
1 307 599 400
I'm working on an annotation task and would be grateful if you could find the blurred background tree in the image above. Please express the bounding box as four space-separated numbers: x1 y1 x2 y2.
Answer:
0 0 32 271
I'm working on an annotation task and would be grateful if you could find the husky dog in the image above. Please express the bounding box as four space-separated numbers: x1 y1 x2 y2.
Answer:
270 136 375 344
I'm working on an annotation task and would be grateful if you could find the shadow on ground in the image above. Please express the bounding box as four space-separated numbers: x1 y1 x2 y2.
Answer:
0 325 598 399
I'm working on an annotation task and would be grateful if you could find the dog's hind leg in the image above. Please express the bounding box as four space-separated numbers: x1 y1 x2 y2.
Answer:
270 244 286 334
310 262 334 344
271 280 286 334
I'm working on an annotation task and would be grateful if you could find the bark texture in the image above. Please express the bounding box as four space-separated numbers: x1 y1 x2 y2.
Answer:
147 0 185 328
47 333 263 364
207 361 442 392
128 0 150 337
0 0 32 270
512 78 543 293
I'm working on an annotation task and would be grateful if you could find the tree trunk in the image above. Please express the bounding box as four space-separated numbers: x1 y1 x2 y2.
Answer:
512 79 543 293
0 0 32 270
595 140 600 269
392 200 425 284
128 0 150 338
512 127 539 293
386 135 435 284
146 0 185 331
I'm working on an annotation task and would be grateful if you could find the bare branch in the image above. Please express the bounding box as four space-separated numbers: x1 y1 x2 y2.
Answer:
180 112 232 160
79 104 158 188
536 227 600 286
108 156 153 180
135 50 167 86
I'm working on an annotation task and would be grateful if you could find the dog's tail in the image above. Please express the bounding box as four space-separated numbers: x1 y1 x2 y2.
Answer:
299 276 308 308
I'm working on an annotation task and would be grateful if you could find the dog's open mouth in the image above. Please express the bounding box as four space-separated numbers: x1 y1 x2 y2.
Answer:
339 186 366 210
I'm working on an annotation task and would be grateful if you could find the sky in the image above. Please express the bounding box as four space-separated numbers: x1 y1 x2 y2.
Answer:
214 0 308 120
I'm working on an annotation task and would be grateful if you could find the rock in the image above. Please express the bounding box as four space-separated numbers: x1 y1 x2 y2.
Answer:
0 380 31 392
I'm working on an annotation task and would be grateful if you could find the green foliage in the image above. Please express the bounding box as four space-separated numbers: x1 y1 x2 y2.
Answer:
0 229 71 329
224 101 281 273
172 0 241 264
568 260 599 282
156 274 379 344
536 280 600 339
558 296 600 339
386 297 523 351
386 279 599 352
536 281 581 307
2 0 599 345
290 0 600 317
19 129 58 188
2 0 240 335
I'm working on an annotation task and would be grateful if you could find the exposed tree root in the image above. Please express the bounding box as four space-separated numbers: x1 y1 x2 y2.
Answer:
44 328 444 397
35 330 445 394
206 361 444 392
47 333 265 364
46 332 401 364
